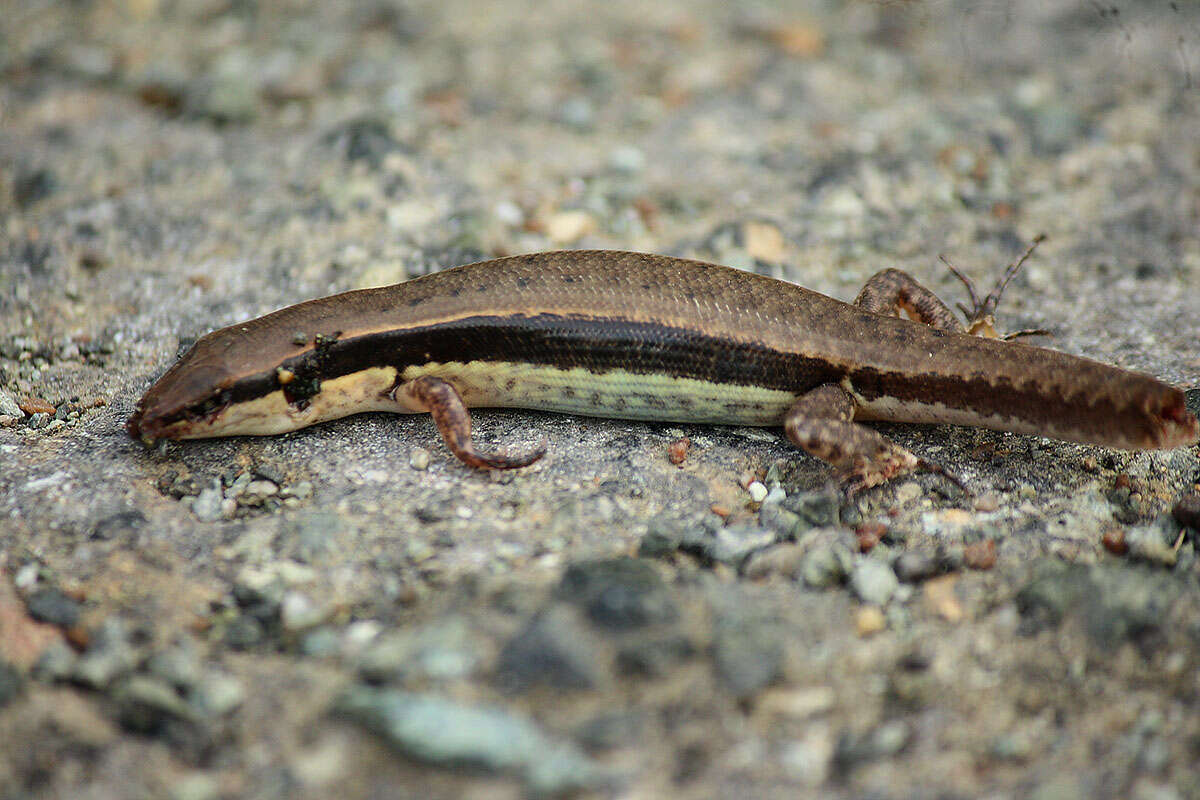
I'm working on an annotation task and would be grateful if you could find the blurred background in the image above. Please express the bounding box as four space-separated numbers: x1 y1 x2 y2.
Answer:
2 2 1199 799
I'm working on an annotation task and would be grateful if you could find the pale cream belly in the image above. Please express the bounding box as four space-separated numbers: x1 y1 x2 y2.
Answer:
167 360 802 438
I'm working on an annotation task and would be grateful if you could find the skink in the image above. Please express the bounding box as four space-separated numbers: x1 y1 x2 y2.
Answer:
127 246 1198 491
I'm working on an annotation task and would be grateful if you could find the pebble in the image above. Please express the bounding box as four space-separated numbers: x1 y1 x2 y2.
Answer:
32 640 78 681
115 675 197 732
799 541 854 589
233 567 286 610
834 720 911 767
223 616 266 650
780 727 835 786
238 480 278 506
849 560 899 606
25 587 81 627
545 210 596 244
756 686 836 720
1016 562 1180 646
894 550 940 583
0 661 23 707
281 481 313 500
742 543 805 580
607 145 645 174
169 774 220 800
614 634 694 677
558 96 595 130
27 411 49 430
358 617 480 683
963 539 998 570
706 523 777 567
192 671 245 716
191 487 224 522
494 605 606 691
922 576 965 622
854 606 886 636
574 710 644 752
638 520 682 558
280 592 329 632
336 687 606 796
0 390 22 417
14 563 39 590
712 613 784 698
73 619 139 689
556 557 677 630
782 490 839 529
409 447 431 470
494 200 524 227
747 481 768 503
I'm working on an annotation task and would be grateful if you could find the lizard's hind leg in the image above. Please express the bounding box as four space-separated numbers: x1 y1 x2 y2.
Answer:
784 384 967 497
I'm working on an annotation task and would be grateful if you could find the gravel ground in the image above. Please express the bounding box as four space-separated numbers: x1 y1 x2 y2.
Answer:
2 1 1200 798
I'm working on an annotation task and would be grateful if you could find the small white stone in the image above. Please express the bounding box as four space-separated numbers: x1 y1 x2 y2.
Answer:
494 200 523 227
409 447 430 470
747 481 768 503
545 210 595 244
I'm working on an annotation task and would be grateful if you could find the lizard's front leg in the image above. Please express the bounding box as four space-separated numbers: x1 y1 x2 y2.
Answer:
784 384 966 496
854 268 965 331
394 375 546 469
856 235 1050 340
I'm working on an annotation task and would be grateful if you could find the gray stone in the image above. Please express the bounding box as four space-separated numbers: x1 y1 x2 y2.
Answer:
232 566 285 611
1015 561 1094 632
615 634 695 677
849 560 900 606
759 502 803 539
894 550 940 583
800 544 853 589
145 641 203 689
0 390 21 417
358 617 482 683
32 640 77 682
223 615 266 650
742 543 806 580
834 720 911 770
114 675 197 732
712 614 784 698
574 710 643 751
191 672 245 717
25 587 81 627
556 557 677 630
494 605 606 691
73 618 139 689
1016 562 1182 646
0 661 22 707
708 524 777 567
336 687 606 796
192 487 224 522
638 520 682 558
782 490 840 529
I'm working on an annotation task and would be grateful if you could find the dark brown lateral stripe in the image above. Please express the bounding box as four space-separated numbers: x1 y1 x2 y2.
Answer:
222 312 847 407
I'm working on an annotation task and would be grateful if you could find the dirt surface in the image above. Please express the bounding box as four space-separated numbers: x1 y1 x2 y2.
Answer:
2 1 1200 798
